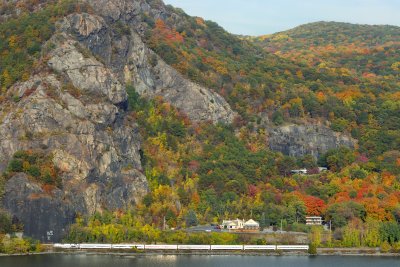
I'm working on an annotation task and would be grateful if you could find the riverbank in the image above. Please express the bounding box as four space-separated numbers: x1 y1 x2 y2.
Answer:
1 248 399 257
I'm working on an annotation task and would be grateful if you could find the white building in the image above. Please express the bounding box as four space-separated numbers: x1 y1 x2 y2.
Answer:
221 219 244 230
221 219 260 231
290 169 308 175
318 167 328 172
291 167 328 175
306 216 323 225
244 219 260 231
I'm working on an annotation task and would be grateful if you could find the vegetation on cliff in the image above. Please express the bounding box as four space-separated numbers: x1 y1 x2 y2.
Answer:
5 150 62 189
0 0 91 93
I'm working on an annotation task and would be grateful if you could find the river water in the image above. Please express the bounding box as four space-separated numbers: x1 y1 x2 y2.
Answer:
0 254 398 267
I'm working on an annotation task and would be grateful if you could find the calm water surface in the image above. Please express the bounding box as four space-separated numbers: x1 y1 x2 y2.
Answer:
0 254 399 267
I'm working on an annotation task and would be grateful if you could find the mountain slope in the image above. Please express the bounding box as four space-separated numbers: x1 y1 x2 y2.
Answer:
0 1 399 244
251 21 400 78
247 22 400 157
0 0 235 241
127 10 399 156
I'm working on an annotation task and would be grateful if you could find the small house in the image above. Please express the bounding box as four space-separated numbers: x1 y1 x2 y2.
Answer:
221 219 244 230
244 219 260 231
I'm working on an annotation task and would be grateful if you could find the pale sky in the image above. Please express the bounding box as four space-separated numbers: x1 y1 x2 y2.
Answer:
163 0 400 35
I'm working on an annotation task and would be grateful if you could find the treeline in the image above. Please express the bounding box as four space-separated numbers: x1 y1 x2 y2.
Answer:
66 211 240 245
309 219 400 252
65 212 400 250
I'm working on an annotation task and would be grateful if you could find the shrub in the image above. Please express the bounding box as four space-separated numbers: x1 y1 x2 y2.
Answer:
8 159 23 172
308 242 317 255
392 242 400 253
272 110 284 125
380 241 392 253
27 166 41 178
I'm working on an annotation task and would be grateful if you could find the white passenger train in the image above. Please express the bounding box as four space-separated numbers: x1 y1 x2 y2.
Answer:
54 243 309 251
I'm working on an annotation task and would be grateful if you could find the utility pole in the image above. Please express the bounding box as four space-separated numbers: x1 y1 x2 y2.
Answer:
163 216 166 231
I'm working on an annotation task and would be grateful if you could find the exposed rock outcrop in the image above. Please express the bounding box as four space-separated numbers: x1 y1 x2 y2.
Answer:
0 51 148 241
267 123 357 158
3 173 76 242
60 11 236 124
47 36 127 105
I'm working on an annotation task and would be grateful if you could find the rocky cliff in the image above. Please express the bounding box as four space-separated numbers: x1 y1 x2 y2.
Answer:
0 68 147 241
267 123 357 159
0 0 236 242
60 8 236 124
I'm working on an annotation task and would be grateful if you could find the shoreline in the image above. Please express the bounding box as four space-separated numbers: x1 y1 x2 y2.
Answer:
1 249 399 257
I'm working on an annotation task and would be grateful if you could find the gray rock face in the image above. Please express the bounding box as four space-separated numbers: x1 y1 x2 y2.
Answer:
0 68 147 241
82 0 155 22
48 35 127 105
60 11 236 124
267 123 357 158
126 31 236 123
3 173 76 242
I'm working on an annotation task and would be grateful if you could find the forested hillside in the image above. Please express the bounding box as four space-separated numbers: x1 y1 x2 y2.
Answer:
252 21 400 77
248 22 400 158
141 17 400 158
0 0 399 249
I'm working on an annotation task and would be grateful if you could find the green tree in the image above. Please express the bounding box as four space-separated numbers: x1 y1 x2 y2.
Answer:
185 210 198 227
0 211 13 234
363 219 381 247
272 110 284 125
309 226 322 247
318 147 355 171
325 202 366 228
379 222 400 244
342 222 361 247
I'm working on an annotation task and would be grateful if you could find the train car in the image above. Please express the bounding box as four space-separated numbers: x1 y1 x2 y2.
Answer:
54 243 78 249
276 245 309 250
144 244 178 250
243 245 276 251
79 243 112 249
177 245 211 250
210 245 243 250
